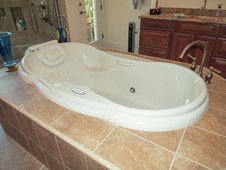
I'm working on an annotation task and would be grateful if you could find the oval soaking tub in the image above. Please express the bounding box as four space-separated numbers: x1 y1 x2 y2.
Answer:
19 40 209 131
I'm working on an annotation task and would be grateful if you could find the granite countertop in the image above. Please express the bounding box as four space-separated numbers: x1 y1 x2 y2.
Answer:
139 13 226 24
0 51 226 170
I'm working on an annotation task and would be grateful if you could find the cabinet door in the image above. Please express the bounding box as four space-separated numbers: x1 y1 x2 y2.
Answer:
213 38 226 59
194 36 216 67
170 33 194 61
140 30 171 49
209 58 226 78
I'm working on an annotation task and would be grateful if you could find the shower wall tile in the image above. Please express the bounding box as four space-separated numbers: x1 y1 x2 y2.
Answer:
8 0 22 7
1 16 16 32
0 0 8 8
23 13 32 30
10 32 18 45
16 31 30 44
20 0 30 13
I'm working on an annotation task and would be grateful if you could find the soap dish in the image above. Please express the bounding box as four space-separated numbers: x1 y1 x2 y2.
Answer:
174 13 185 18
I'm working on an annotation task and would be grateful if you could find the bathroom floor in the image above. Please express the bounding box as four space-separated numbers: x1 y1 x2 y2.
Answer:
0 124 48 170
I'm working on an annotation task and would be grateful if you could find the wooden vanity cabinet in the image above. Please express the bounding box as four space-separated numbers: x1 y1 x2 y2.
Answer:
210 25 226 78
139 18 226 78
170 21 218 67
139 18 174 59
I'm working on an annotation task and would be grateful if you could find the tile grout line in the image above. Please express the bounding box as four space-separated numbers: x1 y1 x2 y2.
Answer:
18 93 41 107
208 106 226 113
49 110 71 126
122 128 175 154
54 135 66 167
177 154 213 170
31 121 50 169
168 127 187 170
208 89 226 95
37 165 45 170
192 125 226 138
84 155 89 170
93 126 117 152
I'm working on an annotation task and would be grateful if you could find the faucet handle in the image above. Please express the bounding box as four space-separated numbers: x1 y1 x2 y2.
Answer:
187 54 197 71
205 66 221 84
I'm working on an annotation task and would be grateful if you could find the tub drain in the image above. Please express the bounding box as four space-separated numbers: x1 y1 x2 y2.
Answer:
71 88 86 95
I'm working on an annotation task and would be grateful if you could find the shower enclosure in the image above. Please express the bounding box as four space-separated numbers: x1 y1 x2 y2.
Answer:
0 0 68 66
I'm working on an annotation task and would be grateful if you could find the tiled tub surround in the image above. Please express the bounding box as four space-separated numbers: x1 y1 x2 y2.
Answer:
0 53 226 170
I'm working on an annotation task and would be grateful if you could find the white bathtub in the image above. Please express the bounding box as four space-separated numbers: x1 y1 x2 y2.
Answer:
19 41 209 131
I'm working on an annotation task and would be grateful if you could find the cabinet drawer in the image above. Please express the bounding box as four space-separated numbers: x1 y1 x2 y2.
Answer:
213 38 226 59
210 57 226 78
219 25 226 38
140 30 171 49
139 45 169 58
175 22 218 36
141 18 174 31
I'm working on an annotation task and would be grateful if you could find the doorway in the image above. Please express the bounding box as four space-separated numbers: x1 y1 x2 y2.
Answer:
65 0 103 45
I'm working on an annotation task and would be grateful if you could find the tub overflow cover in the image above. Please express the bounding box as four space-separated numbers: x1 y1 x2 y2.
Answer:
130 87 136 93
71 88 86 95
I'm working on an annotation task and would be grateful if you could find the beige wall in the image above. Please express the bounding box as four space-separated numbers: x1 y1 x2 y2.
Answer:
102 0 151 52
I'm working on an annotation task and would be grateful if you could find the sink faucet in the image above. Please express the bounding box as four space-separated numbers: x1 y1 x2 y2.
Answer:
178 40 208 77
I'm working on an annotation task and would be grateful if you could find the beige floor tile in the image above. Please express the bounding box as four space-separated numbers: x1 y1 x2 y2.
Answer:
209 91 226 111
0 69 7 78
178 126 226 169
19 95 68 124
195 108 226 136
129 128 184 152
0 141 43 170
51 111 116 150
95 128 174 170
0 75 20 91
171 156 210 170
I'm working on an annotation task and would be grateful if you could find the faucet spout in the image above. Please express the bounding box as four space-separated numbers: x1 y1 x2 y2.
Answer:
178 40 208 77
